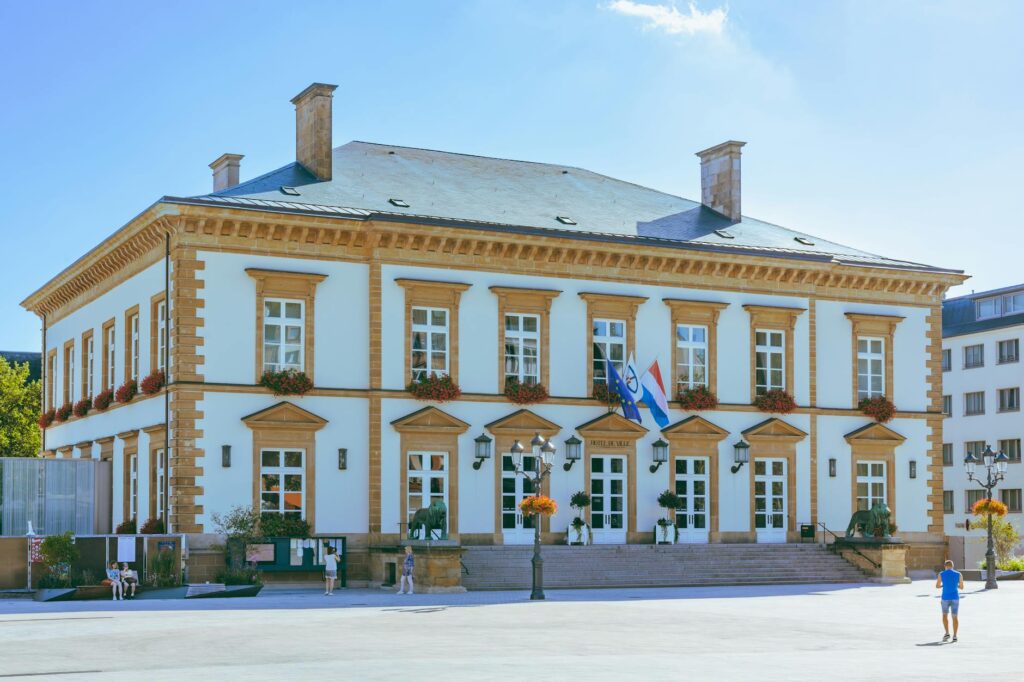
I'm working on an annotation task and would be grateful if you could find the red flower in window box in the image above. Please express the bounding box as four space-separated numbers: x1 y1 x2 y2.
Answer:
519 495 558 517
753 389 796 414
115 380 138 404
38 409 56 429
677 385 719 411
54 403 73 422
859 395 895 423
140 370 166 395
972 498 1008 518
72 397 92 418
93 389 114 411
259 369 314 396
408 373 461 402
504 378 549 405
592 382 621 407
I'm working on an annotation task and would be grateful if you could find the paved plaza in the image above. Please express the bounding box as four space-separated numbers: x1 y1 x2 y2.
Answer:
1 580 1020 681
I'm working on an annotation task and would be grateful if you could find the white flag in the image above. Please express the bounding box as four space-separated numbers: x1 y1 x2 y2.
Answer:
624 354 644 403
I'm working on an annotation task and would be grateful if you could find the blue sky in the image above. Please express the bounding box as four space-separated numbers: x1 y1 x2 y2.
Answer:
1 1 1021 351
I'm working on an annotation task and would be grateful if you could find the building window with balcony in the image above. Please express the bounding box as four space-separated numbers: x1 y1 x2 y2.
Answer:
942 443 953 467
1000 439 1021 463
260 449 305 518
664 299 726 397
263 299 305 373
490 286 559 391
397 279 469 386
411 307 449 381
593 319 626 385
998 339 1019 364
754 330 785 396
857 337 885 400
942 395 952 416
998 387 1020 413
1001 489 1023 513
942 349 951 372
943 490 954 514
856 461 887 512
248 268 326 383
964 391 985 416
963 344 984 369
503 313 540 386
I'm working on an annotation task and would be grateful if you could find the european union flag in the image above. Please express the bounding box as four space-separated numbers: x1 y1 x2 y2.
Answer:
606 358 642 424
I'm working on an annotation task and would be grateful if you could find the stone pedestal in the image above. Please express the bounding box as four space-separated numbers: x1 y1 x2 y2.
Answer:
836 539 909 583
368 541 466 594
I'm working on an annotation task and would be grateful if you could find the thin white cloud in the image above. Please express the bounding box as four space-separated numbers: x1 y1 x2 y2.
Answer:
608 1 727 36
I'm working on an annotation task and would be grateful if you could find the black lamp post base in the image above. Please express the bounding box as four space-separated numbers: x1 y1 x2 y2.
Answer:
530 555 545 600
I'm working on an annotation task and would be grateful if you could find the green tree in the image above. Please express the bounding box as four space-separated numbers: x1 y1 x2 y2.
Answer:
0 357 41 457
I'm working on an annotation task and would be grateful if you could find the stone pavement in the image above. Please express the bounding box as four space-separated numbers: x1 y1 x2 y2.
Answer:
0 581 1018 681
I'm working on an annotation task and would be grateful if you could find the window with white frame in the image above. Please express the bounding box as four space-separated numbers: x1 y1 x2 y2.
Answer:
128 454 138 522
1000 439 1021 463
754 330 785 395
592 319 626 385
942 349 951 372
129 313 140 380
857 337 885 400
260 449 305 517
504 313 540 385
47 353 56 410
157 299 167 373
966 489 986 511
943 490 954 514
411 307 448 381
106 325 116 390
942 443 953 467
942 395 952 416
675 324 708 390
407 452 447 527
64 343 75 405
1001 488 1023 513
85 335 94 398
155 448 167 522
976 291 1024 320
998 339 1019 364
964 391 985 416
263 299 304 373
856 461 886 512
965 441 985 459
998 387 1020 413
963 344 984 369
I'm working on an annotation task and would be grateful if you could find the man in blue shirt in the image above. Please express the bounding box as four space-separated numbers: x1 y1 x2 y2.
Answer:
935 559 964 642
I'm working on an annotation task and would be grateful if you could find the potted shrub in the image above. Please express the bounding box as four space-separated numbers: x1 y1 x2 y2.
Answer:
407 373 461 402
859 395 895 423
72 397 92 418
592 382 620 410
753 389 796 414
504 378 549 405
140 370 166 395
38 409 55 429
656 489 681 544
54 402 73 422
259 512 310 538
211 505 261 570
115 518 137 534
37 531 78 595
567 491 591 546
259 368 314 396
93 388 114 411
115 379 138 404
139 517 165 534
677 385 719 411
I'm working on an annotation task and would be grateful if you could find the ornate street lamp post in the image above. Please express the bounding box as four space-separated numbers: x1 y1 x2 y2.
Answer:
510 433 558 600
964 445 1009 590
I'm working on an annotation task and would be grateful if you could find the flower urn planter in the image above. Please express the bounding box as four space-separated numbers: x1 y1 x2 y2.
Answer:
567 524 591 546
655 523 677 545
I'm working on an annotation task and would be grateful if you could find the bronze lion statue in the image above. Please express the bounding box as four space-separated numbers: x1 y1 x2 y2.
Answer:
845 502 891 539
409 500 447 540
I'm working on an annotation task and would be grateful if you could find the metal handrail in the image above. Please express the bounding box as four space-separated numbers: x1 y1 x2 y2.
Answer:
817 522 880 570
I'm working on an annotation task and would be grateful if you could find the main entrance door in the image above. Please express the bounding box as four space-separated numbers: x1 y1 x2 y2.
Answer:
754 458 787 543
591 455 627 544
674 457 710 544
501 454 537 545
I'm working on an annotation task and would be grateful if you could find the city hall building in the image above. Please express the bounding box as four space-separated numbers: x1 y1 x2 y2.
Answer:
24 83 965 578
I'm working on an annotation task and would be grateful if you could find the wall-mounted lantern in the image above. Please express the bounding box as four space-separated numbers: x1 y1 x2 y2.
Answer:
221 445 231 468
649 439 669 473
472 433 493 470
828 458 837 478
909 460 917 479
563 435 582 471
731 439 750 474
338 448 348 471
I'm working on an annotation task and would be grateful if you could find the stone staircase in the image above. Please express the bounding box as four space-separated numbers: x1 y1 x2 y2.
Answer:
461 544 869 590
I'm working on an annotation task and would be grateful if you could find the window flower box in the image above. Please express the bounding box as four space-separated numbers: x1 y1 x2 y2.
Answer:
55 403 73 422
859 395 895 423
259 369 313 396
677 385 719 411
407 374 461 403
504 378 549 405
72 398 92 418
753 389 796 414
115 380 138 404
38 409 56 429
92 389 114 412
592 382 621 408
140 370 166 395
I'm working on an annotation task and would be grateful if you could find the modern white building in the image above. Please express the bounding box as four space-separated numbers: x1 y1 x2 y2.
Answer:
22 83 966 580
941 285 1024 566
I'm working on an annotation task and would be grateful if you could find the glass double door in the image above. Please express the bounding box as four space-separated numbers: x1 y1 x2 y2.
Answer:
754 458 787 543
591 455 627 544
674 457 709 544
501 454 537 545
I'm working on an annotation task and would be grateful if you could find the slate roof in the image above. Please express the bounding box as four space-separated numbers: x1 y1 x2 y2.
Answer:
164 141 956 274
943 284 1024 338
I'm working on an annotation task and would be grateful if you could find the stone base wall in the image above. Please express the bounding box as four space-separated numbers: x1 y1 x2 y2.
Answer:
368 544 465 593
905 542 947 572
186 548 225 583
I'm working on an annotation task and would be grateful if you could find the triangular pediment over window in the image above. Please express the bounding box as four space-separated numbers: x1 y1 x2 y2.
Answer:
742 417 807 442
391 406 470 434
576 411 648 440
241 401 327 431
661 415 730 441
485 409 560 437
844 422 906 445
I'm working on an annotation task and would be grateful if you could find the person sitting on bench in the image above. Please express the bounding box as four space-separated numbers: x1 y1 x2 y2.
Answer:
105 562 123 601
120 563 138 599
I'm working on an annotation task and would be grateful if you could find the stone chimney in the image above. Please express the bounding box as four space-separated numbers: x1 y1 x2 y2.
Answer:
695 141 746 222
209 153 243 192
291 82 338 181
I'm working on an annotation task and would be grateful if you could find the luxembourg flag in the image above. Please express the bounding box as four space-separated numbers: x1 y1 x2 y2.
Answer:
640 360 670 429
